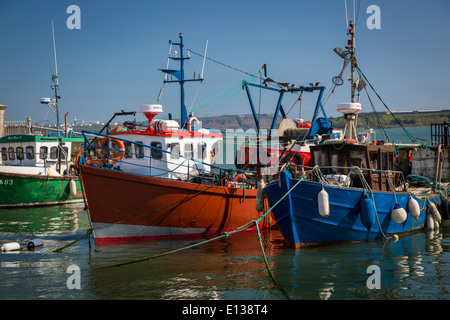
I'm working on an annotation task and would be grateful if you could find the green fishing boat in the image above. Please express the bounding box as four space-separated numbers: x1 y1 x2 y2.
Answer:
0 134 84 207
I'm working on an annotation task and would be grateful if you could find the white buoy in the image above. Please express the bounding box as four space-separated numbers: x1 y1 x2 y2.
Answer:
392 234 399 241
427 201 441 223
69 178 77 197
27 238 44 250
318 188 330 218
408 197 420 220
426 213 435 230
255 178 266 213
1 242 21 252
434 219 440 230
391 203 407 223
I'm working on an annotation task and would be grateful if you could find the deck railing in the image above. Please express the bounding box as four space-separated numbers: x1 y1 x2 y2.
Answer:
431 122 449 147
80 131 257 188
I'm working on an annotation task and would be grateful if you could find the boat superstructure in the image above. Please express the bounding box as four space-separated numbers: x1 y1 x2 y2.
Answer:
264 16 447 246
0 134 83 207
79 34 273 243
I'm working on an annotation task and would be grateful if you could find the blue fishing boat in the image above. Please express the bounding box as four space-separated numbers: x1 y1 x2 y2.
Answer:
264 20 447 246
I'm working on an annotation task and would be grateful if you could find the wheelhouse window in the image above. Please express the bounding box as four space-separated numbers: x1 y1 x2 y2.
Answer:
50 146 58 160
26 146 34 160
151 142 163 159
349 149 366 169
369 151 378 170
8 147 15 160
124 142 133 159
198 143 206 159
61 147 69 160
40 146 48 159
169 143 180 160
313 150 328 167
185 143 194 158
1 148 7 161
135 142 144 159
388 152 394 171
16 147 24 160
381 152 388 170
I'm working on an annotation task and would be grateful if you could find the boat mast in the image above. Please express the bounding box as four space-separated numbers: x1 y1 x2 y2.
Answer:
51 21 60 138
348 20 356 103
51 21 63 174
160 33 203 129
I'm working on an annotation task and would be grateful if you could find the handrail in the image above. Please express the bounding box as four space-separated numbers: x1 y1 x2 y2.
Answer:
80 130 256 186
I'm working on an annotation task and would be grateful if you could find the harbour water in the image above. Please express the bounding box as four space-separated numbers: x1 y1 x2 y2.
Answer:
0 127 449 302
0 203 448 301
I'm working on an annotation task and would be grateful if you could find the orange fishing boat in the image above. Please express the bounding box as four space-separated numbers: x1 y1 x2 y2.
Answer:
79 34 272 244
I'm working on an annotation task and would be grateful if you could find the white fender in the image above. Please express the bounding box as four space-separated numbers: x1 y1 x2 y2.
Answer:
1 242 21 252
408 197 420 220
391 203 407 223
427 201 441 223
69 179 77 197
255 178 266 213
434 219 440 230
318 189 330 218
27 238 44 250
426 213 434 230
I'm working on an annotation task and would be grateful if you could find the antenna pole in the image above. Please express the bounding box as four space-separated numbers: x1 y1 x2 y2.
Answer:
349 21 356 103
201 40 208 79
51 21 62 173
160 33 203 129
179 33 187 128
52 21 59 86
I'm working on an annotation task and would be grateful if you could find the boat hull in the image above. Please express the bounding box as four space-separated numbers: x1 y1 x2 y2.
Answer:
265 171 440 246
0 171 84 207
80 165 272 244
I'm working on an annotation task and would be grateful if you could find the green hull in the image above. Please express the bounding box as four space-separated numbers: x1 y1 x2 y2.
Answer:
0 172 84 207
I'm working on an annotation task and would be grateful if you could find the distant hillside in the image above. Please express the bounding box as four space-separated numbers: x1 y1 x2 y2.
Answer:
200 114 280 131
329 109 450 129
71 110 450 133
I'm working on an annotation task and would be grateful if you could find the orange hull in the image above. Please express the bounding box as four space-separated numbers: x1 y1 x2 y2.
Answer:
80 165 272 244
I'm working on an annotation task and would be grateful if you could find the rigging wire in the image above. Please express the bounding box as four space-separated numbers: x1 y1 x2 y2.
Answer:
356 67 418 143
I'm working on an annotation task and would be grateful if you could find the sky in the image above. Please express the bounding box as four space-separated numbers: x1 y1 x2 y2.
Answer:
1 0 450 127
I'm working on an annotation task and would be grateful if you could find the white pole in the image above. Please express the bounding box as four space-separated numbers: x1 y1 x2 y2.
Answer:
51 20 59 85
200 40 208 79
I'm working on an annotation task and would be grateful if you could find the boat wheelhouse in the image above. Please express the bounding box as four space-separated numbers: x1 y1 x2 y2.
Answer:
0 134 84 207
100 104 222 181
0 134 82 175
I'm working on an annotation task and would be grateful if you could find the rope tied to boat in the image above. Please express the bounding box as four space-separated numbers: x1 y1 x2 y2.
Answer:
53 228 93 253
90 176 304 299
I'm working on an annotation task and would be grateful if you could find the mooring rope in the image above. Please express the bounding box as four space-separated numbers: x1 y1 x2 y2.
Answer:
91 177 304 299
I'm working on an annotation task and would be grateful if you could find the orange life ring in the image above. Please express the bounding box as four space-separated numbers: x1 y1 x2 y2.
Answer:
236 173 247 182
96 136 125 164
75 151 84 170
86 158 104 167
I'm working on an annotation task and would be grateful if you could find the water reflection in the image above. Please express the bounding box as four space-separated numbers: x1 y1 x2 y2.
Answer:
0 203 86 235
0 203 448 300
273 223 449 300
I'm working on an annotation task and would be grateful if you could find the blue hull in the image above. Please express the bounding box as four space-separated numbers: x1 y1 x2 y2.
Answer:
265 171 441 245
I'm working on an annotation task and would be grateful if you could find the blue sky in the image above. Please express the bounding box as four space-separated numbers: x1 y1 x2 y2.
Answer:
1 0 449 126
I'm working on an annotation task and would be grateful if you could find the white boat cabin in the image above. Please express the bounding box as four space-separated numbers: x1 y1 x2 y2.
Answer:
104 105 223 180
0 134 81 176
